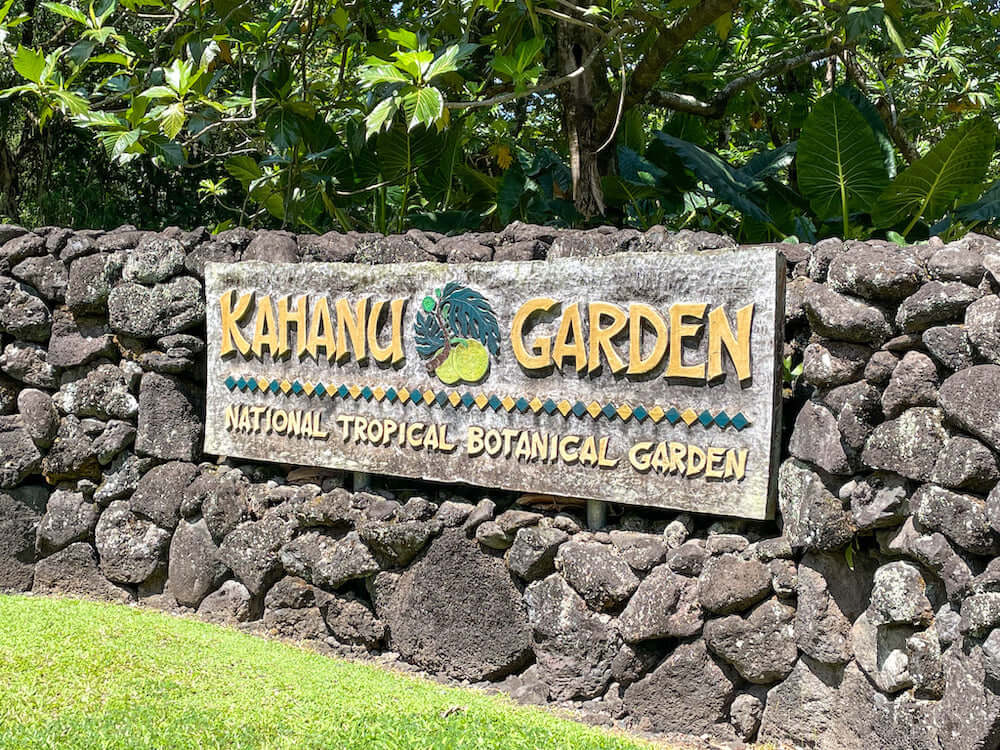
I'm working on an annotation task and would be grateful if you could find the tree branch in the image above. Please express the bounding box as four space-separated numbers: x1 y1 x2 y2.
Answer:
646 40 851 119
595 0 740 134
445 25 618 111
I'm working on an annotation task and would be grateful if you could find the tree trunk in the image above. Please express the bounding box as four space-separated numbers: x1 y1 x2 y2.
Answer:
556 22 605 219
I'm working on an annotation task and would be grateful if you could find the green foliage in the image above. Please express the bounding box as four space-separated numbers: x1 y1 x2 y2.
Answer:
0 0 998 236
0 595 651 750
797 92 890 235
873 116 997 234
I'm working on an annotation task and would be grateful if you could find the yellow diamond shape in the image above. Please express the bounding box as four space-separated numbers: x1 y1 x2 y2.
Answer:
587 401 601 418
257 377 269 392
280 379 292 394
529 397 543 413
423 390 435 405
301 381 315 396
648 406 665 423
557 400 572 417
617 404 633 421
373 386 385 402
327 383 337 397
398 387 410 403
474 394 489 409
348 385 361 399
448 391 461 407
499 395 514 412
681 408 699 425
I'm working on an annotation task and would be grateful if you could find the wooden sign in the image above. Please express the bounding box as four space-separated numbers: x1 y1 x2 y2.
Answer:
204 249 784 519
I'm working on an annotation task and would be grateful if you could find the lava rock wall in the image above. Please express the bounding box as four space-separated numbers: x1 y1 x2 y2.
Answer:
2 221 1000 749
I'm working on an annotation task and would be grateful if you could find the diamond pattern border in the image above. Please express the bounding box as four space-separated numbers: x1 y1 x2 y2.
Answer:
222 375 752 431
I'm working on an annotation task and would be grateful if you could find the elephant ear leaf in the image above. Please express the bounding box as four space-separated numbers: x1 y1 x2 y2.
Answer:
954 180 1000 225
797 91 889 233
652 132 771 224
440 282 501 356
872 115 997 234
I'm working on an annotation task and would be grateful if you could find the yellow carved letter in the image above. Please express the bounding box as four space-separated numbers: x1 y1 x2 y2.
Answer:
552 303 587 373
666 302 707 379
707 303 754 382
511 297 558 370
219 290 253 356
627 303 668 375
251 295 278 358
335 298 368 363
587 301 628 374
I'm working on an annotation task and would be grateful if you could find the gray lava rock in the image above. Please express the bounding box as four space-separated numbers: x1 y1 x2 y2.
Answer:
0 277 51 341
122 237 185 283
896 280 983 332
0 485 46 590
869 561 933 626
94 500 170 584
862 407 949 482
324 592 385 649
36 489 99 554
92 420 136 465
136 373 202 461
881 351 938 419
262 606 328 640
802 340 871 387
53 364 137 420
939 365 1000 452
108 276 205 338
932 435 999 493
777 459 855 551
788 400 851 475
730 693 764 742
913 484 997 556
795 550 875 664
0 418 42 490
41 415 99 482
192 471 251 540
243 230 298 262
623 639 738 738
358 518 439 567
12 254 68 302
966 294 1000 364
0 342 58 388
94 454 153 505
850 471 910 530
130 461 199 530
373 529 532 681
197 579 253 623
0 232 45 273
608 530 666 572
803 283 893 344
619 564 704 641
523 573 622 700
47 310 116 368
929 243 984 284
279 530 378 590
507 526 568 580
704 598 798 683
66 252 122 314
932 637 1000 749
922 325 976 371
698 553 771 615
665 539 709 576
960 593 1000 635
827 245 922 301
555 540 639 611
475 520 511 549
168 518 230 608
219 515 295 595
17 389 58 447
32 542 132 602
907 628 945 698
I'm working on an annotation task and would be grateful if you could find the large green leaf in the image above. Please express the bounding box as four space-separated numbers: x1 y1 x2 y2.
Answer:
836 85 896 178
652 132 771 224
954 180 1000 225
796 91 889 231
872 116 997 232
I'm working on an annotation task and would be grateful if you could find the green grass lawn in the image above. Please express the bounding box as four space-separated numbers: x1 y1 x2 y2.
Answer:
0 595 654 750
